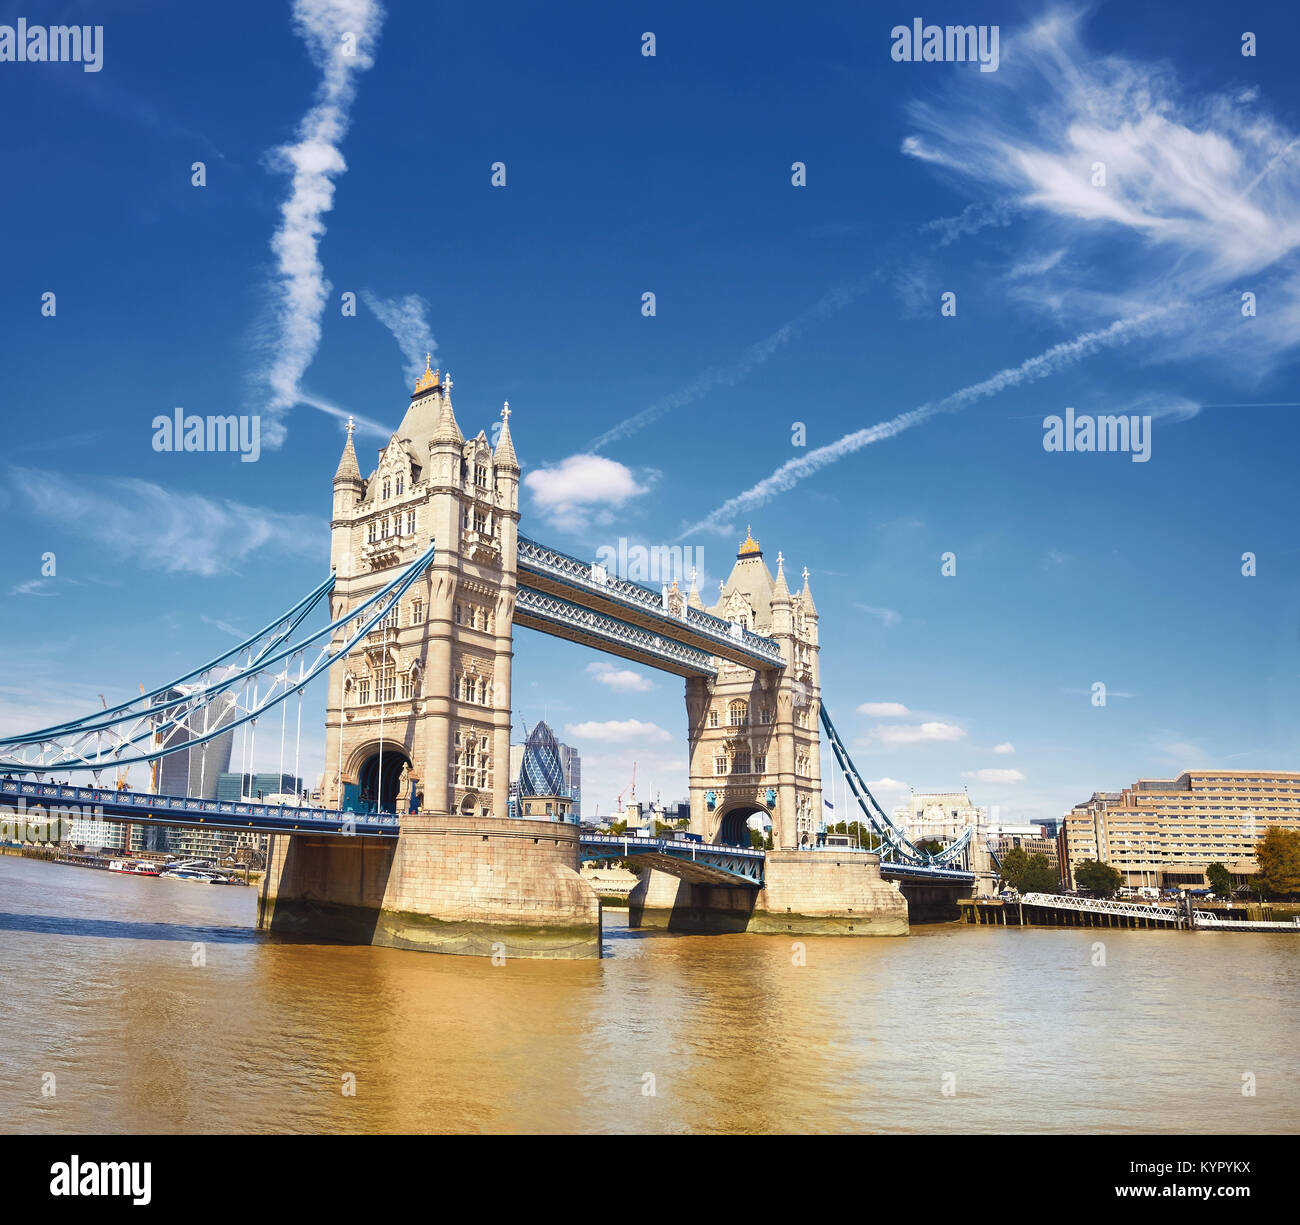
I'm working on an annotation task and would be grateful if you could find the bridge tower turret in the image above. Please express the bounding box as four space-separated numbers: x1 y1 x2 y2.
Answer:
321 359 519 820
687 530 822 850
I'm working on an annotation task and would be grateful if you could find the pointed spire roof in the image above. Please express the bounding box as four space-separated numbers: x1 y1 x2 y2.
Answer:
333 417 363 485
799 566 818 614
431 371 463 446
494 401 519 470
687 566 703 609
772 551 792 601
412 352 440 398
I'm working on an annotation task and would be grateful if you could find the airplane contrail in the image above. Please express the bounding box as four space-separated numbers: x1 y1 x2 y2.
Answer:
588 281 873 452
682 306 1178 537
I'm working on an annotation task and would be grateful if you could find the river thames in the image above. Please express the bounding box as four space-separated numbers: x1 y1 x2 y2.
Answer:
1 856 1295 1134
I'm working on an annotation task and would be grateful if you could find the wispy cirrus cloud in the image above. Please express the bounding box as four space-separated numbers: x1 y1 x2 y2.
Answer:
901 6 1300 361
7 467 323 578
855 603 902 628
256 0 386 447
362 291 438 388
685 8 1300 538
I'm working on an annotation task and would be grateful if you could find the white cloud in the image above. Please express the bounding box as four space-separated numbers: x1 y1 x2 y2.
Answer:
524 455 650 531
857 702 911 718
872 722 966 746
919 200 1017 246
257 0 386 447
964 768 1026 784
1006 249 1066 280
900 8 1300 369
361 291 437 388
586 661 655 693
8 466 324 577
865 776 911 798
993 742 1016 755
563 719 672 744
855 603 902 628
10 579 58 597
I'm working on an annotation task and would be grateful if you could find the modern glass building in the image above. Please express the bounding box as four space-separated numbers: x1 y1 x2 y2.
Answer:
509 724 580 820
515 720 576 823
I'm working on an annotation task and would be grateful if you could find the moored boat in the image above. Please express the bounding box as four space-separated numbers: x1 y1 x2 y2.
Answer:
107 859 162 877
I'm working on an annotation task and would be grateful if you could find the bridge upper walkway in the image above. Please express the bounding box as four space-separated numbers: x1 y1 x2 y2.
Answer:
517 535 786 672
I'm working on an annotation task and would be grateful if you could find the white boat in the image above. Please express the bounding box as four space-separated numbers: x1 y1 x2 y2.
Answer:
107 859 161 877
160 867 229 884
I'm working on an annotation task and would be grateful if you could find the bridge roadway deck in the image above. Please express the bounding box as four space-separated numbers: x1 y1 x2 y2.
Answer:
2 780 975 890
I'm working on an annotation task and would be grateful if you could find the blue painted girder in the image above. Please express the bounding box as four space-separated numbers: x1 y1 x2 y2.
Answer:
580 833 765 887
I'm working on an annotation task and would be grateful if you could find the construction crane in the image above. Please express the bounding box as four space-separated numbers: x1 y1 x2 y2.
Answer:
616 761 637 814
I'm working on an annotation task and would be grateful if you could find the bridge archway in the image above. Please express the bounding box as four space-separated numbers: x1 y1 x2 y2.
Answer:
354 744 412 814
717 803 769 848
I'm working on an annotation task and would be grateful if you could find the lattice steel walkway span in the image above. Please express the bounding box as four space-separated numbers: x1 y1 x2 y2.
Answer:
517 534 786 671
0 542 437 775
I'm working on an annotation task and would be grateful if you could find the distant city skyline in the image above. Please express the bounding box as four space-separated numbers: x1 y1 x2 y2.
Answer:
2 3 1296 826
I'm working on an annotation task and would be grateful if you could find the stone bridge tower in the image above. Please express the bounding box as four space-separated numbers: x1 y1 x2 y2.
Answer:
323 359 520 818
684 529 822 850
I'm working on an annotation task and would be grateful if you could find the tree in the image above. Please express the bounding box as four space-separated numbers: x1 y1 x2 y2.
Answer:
999 846 1030 889
1022 853 1060 894
1074 859 1123 897
1206 862 1233 895
1255 826 1300 898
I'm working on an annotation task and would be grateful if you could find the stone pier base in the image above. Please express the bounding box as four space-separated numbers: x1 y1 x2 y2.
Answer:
627 850 908 936
258 815 602 959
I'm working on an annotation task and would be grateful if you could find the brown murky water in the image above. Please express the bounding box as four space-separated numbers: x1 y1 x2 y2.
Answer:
1 855 1295 1134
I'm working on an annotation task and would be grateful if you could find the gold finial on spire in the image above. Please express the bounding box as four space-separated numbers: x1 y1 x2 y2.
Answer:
738 525 761 557
414 352 440 395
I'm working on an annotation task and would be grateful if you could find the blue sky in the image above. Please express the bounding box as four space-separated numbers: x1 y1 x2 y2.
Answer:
2 0 1297 822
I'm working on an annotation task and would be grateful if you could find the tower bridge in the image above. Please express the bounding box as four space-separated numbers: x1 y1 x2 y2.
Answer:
0 357 972 957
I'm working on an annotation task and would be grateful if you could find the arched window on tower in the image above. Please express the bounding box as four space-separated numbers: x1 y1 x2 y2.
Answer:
729 700 748 727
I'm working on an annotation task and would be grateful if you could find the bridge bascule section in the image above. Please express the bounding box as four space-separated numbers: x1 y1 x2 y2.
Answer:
0 361 974 955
